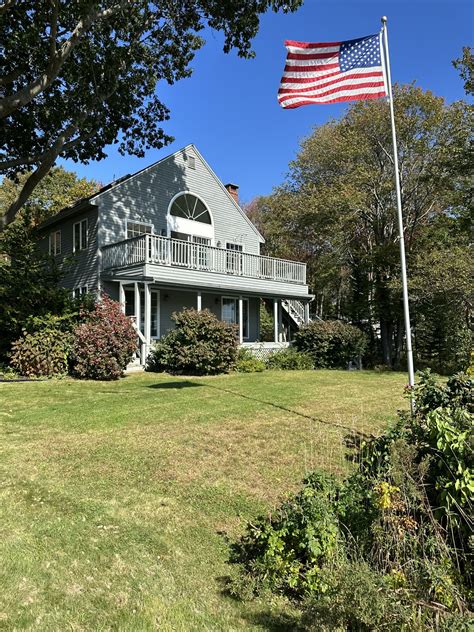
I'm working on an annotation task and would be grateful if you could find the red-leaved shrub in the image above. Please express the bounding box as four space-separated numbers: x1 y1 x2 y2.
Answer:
70 295 136 380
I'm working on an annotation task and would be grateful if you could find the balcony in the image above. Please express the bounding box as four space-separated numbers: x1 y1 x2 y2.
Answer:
101 234 307 286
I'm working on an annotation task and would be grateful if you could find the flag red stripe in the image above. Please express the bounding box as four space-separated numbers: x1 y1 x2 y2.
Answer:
281 70 341 84
285 39 341 48
278 81 386 103
280 91 387 108
278 71 384 94
284 62 339 73
287 52 339 61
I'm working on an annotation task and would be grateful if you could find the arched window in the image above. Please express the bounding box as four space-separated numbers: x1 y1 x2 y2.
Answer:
170 193 211 224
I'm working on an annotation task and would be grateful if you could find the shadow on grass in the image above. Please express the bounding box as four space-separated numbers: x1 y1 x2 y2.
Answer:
147 381 203 390
201 383 356 433
216 576 301 632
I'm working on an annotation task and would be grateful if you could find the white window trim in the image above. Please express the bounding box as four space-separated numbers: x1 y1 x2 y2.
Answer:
72 285 88 299
138 288 160 340
125 220 154 239
225 241 245 252
49 230 61 255
166 191 215 243
221 296 250 340
73 218 88 252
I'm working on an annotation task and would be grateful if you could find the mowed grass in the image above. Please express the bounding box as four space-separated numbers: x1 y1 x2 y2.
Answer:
0 370 407 631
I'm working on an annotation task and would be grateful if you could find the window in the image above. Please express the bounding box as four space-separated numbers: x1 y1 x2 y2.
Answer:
187 156 196 169
170 232 211 268
73 286 88 299
49 230 61 255
170 193 211 224
127 221 153 239
221 297 249 339
226 242 243 274
73 218 88 252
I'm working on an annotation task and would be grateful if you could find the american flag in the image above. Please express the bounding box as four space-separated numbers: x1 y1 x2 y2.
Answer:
278 34 388 109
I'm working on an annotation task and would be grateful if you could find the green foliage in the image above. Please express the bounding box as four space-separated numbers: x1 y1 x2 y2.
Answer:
294 320 367 369
231 371 473 627
0 212 69 361
248 85 471 369
230 472 340 597
146 309 238 376
258 300 274 342
265 347 314 370
408 246 472 374
1 1 302 224
70 296 136 381
10 327 73 377
235 348 266 373
0 167 99 225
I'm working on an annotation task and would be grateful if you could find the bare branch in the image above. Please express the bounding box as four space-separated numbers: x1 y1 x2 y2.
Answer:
0 0 16 15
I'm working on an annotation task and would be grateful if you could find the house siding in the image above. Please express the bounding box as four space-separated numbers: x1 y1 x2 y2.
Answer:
38 206 99 292
95 146 262 255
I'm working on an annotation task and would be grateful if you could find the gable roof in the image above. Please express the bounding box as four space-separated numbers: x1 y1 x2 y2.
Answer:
38 144 265 242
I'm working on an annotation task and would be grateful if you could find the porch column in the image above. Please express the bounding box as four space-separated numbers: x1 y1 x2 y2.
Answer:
119 282 126 314
278 300 283 342
144 283 151 344
196 290 202 312
304 301 310 325
273 298 279 343
134 282 141 332
238 296 244 344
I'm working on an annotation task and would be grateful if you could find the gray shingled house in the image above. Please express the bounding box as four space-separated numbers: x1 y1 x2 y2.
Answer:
38 145 312 363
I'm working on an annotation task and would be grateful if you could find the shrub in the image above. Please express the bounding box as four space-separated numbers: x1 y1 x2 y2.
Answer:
230 371 473 627
10 327 73 377
230 472 340 597
235 348 266 373
146 308 238 375
294 320 367 369
70 296 136 380
266 347 314 370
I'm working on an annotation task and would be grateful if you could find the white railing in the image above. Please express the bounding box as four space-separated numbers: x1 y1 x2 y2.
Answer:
102 234 306 285
282 298 306 325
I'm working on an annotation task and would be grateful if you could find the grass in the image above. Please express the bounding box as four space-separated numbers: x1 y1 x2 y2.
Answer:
0 369 407 631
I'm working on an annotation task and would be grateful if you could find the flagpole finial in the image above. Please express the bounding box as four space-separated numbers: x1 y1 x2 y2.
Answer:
381 16 387 24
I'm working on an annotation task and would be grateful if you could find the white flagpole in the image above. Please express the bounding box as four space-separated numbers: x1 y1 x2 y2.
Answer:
380 16 415 390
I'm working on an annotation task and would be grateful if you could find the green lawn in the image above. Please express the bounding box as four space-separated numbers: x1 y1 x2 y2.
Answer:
0 370 407 631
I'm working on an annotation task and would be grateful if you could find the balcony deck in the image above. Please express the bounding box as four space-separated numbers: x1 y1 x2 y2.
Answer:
101 235 307 289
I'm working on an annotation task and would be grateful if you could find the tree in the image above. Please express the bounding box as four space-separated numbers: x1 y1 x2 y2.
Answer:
453 46 473 96
0 166 100 225
0 0 302 226
0 167 99 360
248 85 471 368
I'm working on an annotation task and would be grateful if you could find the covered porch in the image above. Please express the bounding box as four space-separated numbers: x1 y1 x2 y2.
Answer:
112 280 312 364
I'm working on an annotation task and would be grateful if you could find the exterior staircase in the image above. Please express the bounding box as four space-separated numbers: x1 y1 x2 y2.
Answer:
281 298 308 328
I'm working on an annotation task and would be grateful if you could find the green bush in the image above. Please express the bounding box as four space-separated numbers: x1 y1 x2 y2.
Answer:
146 308 238 375
266 347 314 370
230 371 473 627
10 327 73 377
230 472 340 597
294 320 367 368
235 348 266 373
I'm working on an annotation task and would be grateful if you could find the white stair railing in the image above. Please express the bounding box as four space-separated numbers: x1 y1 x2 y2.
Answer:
281 299 306 327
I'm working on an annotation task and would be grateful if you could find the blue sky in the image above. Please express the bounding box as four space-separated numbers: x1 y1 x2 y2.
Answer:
63 0 473 204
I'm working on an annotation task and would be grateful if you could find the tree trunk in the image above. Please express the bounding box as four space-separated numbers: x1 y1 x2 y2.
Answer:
380 318 393 367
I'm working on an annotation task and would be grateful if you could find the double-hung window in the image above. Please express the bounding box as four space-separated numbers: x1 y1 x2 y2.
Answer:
221 297 249 339
49 230 61 255
73 218 88 252
126 221 153 239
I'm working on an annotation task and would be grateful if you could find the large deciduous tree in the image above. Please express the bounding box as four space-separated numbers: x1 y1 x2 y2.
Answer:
247 84 471 369
0 0 302 226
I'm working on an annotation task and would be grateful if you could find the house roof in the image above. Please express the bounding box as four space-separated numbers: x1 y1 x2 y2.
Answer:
38 144 265 242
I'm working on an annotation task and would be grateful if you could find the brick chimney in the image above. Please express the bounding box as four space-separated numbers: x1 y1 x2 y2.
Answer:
225 183 239 204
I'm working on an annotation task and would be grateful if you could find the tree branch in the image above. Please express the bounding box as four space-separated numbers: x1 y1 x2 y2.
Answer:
0 0 133 119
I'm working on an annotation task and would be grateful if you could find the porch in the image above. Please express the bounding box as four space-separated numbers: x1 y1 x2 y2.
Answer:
114 281 311 365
